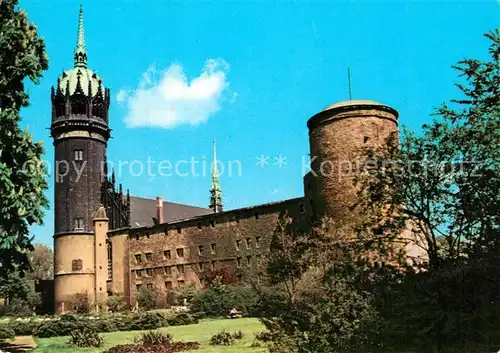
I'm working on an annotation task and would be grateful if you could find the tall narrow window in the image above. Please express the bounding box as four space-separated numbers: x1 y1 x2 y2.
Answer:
74 149 84 161
211 243 216 254
107 241 112 281
198 245 204 255
246 238 252 248
255 236 261 248
135 254 142 264
164 250 171 260
74 217 84 230
146 268 153 277
236 239 241 251
145 252 152 262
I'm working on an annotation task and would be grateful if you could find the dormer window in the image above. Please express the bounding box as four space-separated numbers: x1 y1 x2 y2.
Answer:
74 149 83 161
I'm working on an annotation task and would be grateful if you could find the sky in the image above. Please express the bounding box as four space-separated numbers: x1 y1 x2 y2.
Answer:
19 0 499 247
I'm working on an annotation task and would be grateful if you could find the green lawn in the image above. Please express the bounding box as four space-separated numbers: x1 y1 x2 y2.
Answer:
33 318 267 353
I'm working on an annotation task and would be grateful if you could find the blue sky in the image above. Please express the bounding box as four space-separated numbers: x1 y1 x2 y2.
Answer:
20 0 499 247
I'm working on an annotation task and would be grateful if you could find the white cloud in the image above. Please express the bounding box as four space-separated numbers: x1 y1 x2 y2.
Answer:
119 59 232 129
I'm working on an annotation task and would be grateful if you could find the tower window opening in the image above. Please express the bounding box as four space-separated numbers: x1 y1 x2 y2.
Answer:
364 136 369 143
146 268 153 277
146 283 153 290
211 260 216 270
145 252 152 262
246 238 252 248
236 257 242 267
72 97 87 115
136 284 142 291
74 217 84 230
135 254 142 264
164 266 171 275
246 255 252 266
198 262 203 271
299 204 305 213
255 237 261 248
135 270 143 278
72 259 83 271
211 243 216 254
74 149 84 161
164 250 171 260
176 248 184 258
236 239 241 251
107 241 112 281
198 245 204 255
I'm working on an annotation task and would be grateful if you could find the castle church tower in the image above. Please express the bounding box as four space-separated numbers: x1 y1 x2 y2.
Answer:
51 6 111 314
209 139 223 212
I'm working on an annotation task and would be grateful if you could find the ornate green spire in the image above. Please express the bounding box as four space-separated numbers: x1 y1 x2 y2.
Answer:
209 139 223 213
74 5 87 68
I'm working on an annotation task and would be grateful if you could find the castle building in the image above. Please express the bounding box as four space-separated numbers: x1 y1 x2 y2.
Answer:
51 7 402 314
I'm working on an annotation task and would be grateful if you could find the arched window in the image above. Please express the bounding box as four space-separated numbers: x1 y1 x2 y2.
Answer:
74 217 84 230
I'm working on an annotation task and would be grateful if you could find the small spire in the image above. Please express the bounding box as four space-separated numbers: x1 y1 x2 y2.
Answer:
74 5 87 68
209 139 223 213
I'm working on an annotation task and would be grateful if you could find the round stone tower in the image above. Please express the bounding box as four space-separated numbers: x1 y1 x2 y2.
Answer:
306 100 398 220
51 6 111 314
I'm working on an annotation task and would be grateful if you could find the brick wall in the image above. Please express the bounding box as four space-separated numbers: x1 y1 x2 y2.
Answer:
122 198 306 307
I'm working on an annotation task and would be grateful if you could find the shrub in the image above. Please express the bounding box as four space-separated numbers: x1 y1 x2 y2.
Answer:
166 312 197 326
0 325 15 340
94 318 118 333
107 294 127 312
34 315 89 338
233 330 244 340
137 286 157 311
129 312 166 330
71 292 91 314
7 319 40 335
209 330 235 346
68 326 103 348
171 285 200 306
190 284 259 317
103 341 200 353
134 330 173 346
255 330 273 342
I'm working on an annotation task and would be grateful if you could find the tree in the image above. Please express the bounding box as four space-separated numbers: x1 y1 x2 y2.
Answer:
354 30 500 351
137 286 157 311
357 30 500 268
27 243 53 281
0 0 49 277
259 213 382 353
